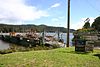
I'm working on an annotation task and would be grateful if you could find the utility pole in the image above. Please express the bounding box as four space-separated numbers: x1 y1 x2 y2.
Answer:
67 0 70 47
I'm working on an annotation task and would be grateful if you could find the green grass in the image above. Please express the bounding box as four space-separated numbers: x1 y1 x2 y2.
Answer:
0 47 100 67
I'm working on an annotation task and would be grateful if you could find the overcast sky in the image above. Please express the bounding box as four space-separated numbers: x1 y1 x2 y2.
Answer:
0 0 100 30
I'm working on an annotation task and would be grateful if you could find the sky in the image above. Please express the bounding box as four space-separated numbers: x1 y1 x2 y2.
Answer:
0 0 100 30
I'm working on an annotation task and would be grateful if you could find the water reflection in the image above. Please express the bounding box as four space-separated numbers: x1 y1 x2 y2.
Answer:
0 40 10 50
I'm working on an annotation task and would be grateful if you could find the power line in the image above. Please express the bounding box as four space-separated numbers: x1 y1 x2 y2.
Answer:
86 0 100 13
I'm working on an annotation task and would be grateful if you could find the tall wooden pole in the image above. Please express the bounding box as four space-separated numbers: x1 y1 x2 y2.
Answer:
67 0 70 47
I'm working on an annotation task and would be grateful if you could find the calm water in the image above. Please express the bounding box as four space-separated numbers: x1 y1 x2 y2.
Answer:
0 33 74 50
0 40 10 50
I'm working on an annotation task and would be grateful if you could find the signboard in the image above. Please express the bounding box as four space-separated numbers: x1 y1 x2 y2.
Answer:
75 41 94 52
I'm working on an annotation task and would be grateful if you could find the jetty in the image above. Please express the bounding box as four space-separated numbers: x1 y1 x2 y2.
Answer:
0 31 65 48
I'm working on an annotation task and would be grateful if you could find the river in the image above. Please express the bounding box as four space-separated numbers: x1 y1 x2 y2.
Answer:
0 33 74 50
0 40 10 50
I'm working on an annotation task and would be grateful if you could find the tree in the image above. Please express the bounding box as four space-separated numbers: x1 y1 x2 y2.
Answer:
83 18 90 29
91 16 100 31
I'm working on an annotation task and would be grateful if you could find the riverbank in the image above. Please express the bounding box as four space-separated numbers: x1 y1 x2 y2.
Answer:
0 47 100 67
0 43 60 54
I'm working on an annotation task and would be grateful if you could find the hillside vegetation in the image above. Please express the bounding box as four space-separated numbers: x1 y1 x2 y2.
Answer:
0 24 75 33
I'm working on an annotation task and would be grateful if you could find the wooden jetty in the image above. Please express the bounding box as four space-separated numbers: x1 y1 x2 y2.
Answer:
0 32 65 48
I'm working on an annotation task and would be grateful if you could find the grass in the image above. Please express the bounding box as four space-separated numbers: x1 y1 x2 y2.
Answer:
0 47 100 67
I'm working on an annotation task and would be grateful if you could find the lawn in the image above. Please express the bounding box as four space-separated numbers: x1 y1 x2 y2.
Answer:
0 47 100 67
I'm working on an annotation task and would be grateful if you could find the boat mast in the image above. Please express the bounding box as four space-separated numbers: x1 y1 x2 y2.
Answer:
67 0 70 47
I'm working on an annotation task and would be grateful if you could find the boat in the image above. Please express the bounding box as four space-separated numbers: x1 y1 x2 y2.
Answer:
1 32 41 47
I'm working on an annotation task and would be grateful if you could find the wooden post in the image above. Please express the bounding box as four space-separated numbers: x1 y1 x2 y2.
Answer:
67 0 70 47
42 29 45 44
58 27 60 41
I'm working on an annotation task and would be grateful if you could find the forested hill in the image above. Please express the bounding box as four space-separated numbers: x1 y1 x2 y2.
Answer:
0 24 75 33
